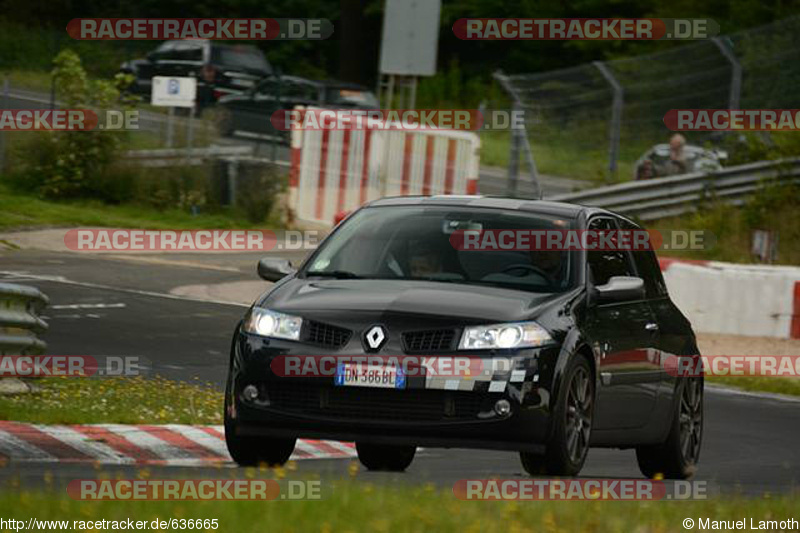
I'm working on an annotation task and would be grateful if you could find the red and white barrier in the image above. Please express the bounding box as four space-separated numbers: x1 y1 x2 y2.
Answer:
288 107 480 227
659 258 800 339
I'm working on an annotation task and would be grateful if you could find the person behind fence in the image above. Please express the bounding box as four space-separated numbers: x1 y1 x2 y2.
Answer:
665 133 687 175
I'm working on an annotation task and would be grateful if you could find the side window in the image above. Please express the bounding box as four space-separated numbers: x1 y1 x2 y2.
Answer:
281 81 318 102
587 217 635 286
619 219 667 298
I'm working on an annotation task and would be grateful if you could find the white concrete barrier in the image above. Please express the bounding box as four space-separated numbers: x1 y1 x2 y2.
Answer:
660 259 800 339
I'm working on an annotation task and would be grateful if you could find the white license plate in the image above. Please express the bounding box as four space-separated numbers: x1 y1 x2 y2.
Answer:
334 362 406 389
232 78 255 87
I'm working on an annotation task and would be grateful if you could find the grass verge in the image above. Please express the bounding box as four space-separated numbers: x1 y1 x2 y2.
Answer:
0 184 275 231
0 483 796 532
0 376 222 425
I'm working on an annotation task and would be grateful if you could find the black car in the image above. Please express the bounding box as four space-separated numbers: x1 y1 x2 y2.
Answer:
120 39 272 108
217 75 379 141
225 196 703 479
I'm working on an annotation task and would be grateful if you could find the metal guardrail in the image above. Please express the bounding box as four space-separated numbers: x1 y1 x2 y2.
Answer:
550 158 800 221
122 145 255 168
0 283 49 356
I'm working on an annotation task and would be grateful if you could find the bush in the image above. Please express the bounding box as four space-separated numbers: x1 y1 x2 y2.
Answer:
12 50 133 200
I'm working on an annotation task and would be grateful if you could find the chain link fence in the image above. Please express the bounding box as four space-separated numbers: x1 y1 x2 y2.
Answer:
496 16 800 189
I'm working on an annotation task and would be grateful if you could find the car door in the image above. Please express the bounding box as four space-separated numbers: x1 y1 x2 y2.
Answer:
584 217 661 430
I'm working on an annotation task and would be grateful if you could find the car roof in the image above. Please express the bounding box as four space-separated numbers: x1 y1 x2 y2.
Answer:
364 195 623 221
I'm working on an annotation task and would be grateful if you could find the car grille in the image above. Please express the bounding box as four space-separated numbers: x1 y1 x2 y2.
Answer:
265 382 486 421
302 320 352 349
402 329 457 353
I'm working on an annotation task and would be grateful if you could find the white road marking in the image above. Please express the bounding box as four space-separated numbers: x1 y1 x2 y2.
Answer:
51 303 126 309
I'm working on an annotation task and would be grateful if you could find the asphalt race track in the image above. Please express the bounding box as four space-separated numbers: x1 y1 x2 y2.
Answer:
1 248 798 495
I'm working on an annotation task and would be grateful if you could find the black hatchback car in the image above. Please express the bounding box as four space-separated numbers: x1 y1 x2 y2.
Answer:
225 196 703 479
120 39 272 108
217 75 378 142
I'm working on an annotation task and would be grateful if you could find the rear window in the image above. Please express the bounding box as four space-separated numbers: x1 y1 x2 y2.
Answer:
211 46 271 74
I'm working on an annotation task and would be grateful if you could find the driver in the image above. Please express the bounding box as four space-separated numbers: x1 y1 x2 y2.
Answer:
529 249 563 282
408 240 443 278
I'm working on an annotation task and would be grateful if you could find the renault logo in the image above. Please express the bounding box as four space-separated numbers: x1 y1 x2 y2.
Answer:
363 325 387 351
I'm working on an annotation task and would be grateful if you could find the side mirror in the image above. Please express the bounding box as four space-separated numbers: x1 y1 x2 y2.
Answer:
257 257 295 282
595 276 645 304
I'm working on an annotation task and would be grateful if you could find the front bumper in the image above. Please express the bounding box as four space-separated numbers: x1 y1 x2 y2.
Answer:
228 330 559 452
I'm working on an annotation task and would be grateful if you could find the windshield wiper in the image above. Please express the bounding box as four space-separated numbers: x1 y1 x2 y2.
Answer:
305 270 364 279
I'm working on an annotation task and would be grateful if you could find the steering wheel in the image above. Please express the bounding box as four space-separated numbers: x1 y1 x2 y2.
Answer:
499 263 555 285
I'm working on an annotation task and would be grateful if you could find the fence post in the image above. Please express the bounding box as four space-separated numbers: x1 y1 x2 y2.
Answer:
507 117 521 197
593 61 623 182
712 37 742 110
494 70 541 198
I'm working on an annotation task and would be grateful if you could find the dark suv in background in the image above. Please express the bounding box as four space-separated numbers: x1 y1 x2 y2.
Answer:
120 39 272 109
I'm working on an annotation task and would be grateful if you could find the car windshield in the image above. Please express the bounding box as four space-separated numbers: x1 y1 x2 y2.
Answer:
212 46 272 74
303 206 575 293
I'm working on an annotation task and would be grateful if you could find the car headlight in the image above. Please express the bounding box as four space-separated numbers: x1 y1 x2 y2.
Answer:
243 308 303 341
459 321 552 350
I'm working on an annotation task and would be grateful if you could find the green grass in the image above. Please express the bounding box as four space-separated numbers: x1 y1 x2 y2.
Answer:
708 376 800 397
479 130 648 184
0 184 276 231
0 376 222 425
0 483 796 532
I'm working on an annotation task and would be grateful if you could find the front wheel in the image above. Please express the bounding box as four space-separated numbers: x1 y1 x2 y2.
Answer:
636 377 703 479
224 367 296 466
356 442 416 472
520 355 594 476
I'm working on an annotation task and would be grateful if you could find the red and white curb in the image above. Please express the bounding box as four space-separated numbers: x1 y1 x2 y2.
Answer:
0 421 356 466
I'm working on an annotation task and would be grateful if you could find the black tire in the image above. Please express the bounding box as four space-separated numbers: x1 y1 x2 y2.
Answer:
636 377 703 479
520 355 594 476
223 367 296 466
355 442 416 472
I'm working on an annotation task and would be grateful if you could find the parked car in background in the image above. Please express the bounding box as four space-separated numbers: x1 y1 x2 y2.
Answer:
120 39 272 109
634 144 728 180
217 76 379 142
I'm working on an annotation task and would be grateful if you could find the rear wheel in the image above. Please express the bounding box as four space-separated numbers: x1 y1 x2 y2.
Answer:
636 377 703 479
356 442 416 472
520 355 594 476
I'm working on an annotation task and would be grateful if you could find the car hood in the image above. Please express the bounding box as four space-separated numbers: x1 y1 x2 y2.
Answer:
257 278 574 324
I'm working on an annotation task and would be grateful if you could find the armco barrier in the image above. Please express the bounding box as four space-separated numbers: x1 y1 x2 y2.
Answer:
551 158 800 221
0 283 49 355
287 107 481 227
659 259 800 339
